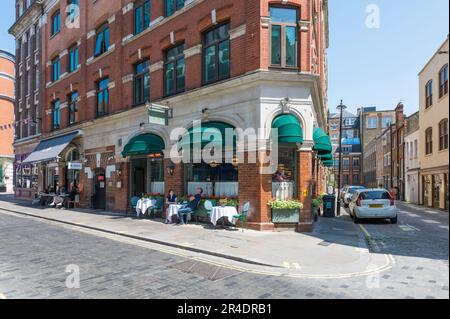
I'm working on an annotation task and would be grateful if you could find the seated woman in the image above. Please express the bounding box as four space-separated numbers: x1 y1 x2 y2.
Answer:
164 189 178 224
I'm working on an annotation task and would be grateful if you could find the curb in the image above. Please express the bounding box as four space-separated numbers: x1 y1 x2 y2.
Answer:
0 206 280 269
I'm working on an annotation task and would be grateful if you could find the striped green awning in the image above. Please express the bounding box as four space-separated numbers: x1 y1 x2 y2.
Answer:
272 114 303 144
322 159 334 167
313 127 332 154
178 122 236 149
122 134 165 157
318 153 333 161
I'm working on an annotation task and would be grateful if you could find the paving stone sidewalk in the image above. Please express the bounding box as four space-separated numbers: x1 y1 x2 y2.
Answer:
0 196 390 277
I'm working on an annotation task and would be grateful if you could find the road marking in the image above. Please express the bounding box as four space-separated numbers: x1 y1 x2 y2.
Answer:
439 226 449 230
423 219 440 224
425 210 439 215
0 208 395 280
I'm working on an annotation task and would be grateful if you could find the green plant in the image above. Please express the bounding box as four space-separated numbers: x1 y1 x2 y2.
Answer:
268 199 304 210
312 197 323 208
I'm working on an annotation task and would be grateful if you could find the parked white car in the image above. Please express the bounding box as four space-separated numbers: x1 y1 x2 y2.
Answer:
349 188 397 224
342 185 366 207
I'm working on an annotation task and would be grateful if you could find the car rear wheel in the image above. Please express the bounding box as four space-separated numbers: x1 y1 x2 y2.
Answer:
390 216 398 224
353 214 360 224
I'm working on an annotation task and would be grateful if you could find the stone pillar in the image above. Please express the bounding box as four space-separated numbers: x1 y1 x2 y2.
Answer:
297 143 313 232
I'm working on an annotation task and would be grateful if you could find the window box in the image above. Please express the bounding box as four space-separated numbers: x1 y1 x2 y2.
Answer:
271 208 300 224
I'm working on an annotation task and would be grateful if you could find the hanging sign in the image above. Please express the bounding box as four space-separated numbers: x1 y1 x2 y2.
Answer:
148 103 171 126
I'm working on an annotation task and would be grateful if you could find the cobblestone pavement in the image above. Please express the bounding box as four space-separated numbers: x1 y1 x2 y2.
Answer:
0 201 448 299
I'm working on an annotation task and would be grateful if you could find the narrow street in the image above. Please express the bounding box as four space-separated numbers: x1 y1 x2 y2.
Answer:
0 201 447 299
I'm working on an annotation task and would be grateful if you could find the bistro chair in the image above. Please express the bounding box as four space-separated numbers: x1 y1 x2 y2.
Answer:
149 197 164 219
187 200 203 224
233 202 250 232
130 196 140 216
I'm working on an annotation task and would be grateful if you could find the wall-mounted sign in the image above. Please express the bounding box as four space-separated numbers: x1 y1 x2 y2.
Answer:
148 103 171 126
68 162 83 170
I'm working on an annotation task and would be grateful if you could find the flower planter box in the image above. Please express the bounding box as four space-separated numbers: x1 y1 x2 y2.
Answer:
271 208 300 224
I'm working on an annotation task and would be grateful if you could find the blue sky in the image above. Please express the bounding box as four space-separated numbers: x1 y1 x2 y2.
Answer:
328 0 449 116
0 0 448 116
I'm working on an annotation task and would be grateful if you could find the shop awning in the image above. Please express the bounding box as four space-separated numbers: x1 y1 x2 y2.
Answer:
318 153 333 161
22 132 79 164
322 159 334 167
122 134 165 157
313 127 332 154
272 114 303 144
178 122 236 149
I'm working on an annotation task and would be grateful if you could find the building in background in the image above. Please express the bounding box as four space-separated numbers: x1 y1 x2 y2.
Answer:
404 111 420 204
418 36 449 210
359 106 396 187
8 0 43 200
0 50 16 193
10 0 331 232
363 133 378 188
329 110 362 186
391 103 405 200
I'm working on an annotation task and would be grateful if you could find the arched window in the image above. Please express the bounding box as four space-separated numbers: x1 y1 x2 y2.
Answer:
439 64 449 98
67 148 80 162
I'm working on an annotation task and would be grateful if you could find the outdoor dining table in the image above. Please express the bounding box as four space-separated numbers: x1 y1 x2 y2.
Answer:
136 198 157 216
210 206 238 226
167 204 184 223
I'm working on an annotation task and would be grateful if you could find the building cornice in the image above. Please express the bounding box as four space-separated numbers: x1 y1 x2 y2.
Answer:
8 0 44 37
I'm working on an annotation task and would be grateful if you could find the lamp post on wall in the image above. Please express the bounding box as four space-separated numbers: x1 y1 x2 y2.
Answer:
336 100 347 216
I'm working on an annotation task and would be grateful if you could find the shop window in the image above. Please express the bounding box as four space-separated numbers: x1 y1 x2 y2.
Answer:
439 119 449 151
164 44 185 96
165 0 185 17
94 24 110 57
270 6 298 67
96 78 109 117
134 59 150 106
203 22 231 84
134 0 151 35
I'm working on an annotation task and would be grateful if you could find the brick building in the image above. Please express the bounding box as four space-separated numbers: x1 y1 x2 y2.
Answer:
328 110 362 187
10 0 331 232
359 106 395 186
8 0 43 199
0 50 16 193
404 111 420 204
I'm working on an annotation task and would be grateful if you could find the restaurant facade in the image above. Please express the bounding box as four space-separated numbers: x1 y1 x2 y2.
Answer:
11 0 331 231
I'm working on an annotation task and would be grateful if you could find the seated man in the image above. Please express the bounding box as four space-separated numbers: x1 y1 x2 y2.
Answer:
177 188 203 225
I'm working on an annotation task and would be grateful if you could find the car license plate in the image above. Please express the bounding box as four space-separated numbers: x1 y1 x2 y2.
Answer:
369 204 384 208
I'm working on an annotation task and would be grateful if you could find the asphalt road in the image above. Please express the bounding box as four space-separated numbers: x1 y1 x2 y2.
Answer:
0 202 448 299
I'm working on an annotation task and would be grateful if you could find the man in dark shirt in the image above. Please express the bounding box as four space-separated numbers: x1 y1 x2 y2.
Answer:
177 188 203 225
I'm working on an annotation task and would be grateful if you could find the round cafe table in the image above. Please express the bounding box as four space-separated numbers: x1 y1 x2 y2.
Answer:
136 199 156 216
210 206 238 226
167 204 184 223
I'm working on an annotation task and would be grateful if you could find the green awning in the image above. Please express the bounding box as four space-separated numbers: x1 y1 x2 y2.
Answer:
313 127 332 154
272 114 303 144
178 122 236 149
322 159 334 167
318 153 333 161
122 134 165 157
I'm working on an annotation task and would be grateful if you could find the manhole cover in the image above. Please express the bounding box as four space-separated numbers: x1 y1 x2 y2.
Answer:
173 260 241 281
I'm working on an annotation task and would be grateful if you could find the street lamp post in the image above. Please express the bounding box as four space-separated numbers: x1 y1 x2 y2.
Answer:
336 100 347 216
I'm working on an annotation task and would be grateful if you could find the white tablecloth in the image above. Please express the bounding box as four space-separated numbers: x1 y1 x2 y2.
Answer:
167 204 184 222
210 206 238 226
136 199 156 216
